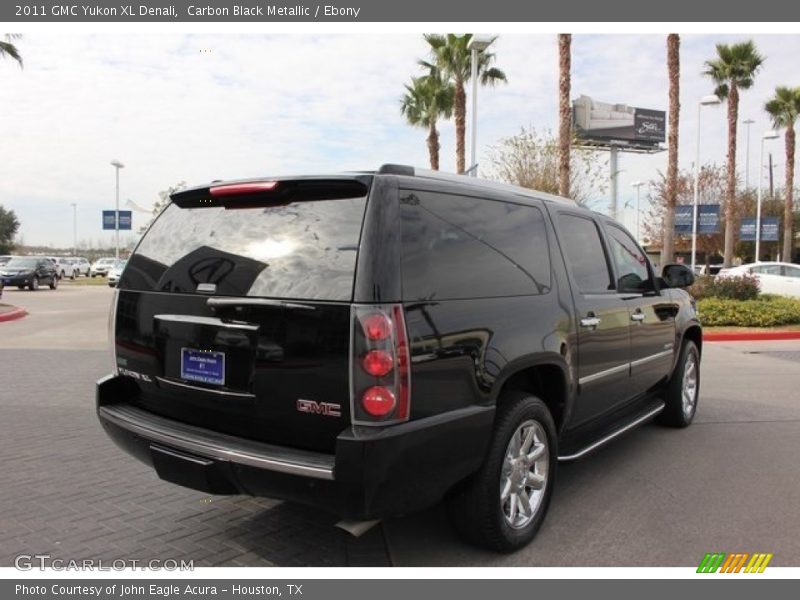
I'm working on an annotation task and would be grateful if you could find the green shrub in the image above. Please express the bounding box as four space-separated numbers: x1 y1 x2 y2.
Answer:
688 274 760 301
698 296 800 327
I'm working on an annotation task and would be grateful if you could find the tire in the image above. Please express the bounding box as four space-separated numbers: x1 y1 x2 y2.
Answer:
29 276 39 291
17 286 25 290
60 270 65 279
49 276 58 290
91 274 96 278
448 391 557 553
657 340 700 428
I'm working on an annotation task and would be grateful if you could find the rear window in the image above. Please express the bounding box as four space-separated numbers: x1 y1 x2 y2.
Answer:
399 190 552 300
120 195 368 301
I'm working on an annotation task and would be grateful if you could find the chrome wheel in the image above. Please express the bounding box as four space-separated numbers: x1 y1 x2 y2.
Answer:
682 350 698 418
500 419 549 529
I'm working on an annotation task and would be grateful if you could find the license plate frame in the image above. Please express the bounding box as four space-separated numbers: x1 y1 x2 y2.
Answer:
180 347 225 386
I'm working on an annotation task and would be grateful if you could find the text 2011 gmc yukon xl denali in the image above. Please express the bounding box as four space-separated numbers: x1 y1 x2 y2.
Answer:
97 165 701 552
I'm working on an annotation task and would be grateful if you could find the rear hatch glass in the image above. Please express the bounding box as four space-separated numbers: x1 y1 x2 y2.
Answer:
121 184 368 300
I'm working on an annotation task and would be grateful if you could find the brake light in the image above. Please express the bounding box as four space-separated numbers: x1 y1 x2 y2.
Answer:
351 304 412 425
362 386 396 416
209 181 279 197
361 312 392 341
362 349 394 377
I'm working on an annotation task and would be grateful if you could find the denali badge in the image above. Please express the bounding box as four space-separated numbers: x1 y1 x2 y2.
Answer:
296 399 342 417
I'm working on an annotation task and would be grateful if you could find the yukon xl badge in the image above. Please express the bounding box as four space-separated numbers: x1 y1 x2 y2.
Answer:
296 399 342 417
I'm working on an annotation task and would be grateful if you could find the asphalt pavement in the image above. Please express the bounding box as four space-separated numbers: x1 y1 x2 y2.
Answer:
2 284 799 567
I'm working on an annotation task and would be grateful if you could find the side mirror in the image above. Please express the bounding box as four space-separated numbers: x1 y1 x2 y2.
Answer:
662 264 695 288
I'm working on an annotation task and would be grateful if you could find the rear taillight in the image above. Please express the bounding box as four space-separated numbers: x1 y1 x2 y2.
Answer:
350 304 411 425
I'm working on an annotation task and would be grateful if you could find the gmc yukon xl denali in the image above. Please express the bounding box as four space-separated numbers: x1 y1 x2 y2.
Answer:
97 165 701 552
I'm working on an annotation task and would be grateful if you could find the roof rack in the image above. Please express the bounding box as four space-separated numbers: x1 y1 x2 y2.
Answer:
377 164 577 206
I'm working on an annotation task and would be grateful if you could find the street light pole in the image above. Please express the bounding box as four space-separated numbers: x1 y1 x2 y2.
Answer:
631 181 645 242
691 95 721 271
467 34 493 177
756 131 780 261
743 118 755 190
70 203 77 256
110 160 124 260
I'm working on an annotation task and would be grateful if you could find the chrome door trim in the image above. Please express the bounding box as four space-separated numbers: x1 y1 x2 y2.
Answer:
578 363 630 386
630 349 673 369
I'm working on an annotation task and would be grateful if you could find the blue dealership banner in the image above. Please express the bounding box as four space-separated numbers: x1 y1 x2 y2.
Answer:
675 204 720 234
740 217 779 241
102 210 132 230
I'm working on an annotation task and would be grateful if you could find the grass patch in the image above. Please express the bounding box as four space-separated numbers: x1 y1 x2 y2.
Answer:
62 276 111 287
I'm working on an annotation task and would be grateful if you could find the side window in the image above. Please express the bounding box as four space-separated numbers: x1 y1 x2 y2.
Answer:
400 191 552 300
606 225 651 293
752 264 782 275
557 214 614 294
785 266 800 278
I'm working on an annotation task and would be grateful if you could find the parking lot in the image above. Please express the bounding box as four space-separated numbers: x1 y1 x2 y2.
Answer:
2 284 800 567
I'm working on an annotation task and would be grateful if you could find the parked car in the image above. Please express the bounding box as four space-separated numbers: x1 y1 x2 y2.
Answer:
718 261 800 298
0 256 58 291
70 257 91 277
107 260 127 288
97 166 701 552
45 256 77 279
90 257 116 278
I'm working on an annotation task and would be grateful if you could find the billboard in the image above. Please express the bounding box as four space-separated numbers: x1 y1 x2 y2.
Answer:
740 217 779 241
102 210 132 231
573 95 666 147
674 205 720 234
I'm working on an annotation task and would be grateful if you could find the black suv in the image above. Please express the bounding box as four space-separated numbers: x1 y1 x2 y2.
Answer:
97 166 701 552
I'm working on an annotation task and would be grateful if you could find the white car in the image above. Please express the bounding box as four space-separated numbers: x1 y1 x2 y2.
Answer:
107 260 127 287
718 261 800 298
90 257 116 278
47 256 76 279
67 257 91 277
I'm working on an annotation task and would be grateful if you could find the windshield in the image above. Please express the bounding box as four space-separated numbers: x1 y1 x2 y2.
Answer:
6 257 38 268
121 194 368 301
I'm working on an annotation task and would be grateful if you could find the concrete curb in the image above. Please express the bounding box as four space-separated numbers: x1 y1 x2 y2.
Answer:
704 330 800 342
0 307 28 323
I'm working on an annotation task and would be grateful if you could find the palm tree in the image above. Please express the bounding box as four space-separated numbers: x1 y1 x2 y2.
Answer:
0 34 23 67
400 69 455 171
422 34 507 174
662 34 681 265
765 86 800 262
557 34 571 198
703 40 765 267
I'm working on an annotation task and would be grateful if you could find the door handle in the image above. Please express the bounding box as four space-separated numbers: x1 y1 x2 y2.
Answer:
580 316 601 328
631 312 646 322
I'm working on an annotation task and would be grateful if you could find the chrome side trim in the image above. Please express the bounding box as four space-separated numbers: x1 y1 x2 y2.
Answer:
558 404 665 461
630 349 673 369
98 405 335 480
156 376 255 399
578 363 629 386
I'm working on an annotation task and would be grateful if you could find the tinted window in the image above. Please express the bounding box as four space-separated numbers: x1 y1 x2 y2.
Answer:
400 191 552 300
785 265 800 278
557 214 613 293
121 196 367 301
606 225 651 292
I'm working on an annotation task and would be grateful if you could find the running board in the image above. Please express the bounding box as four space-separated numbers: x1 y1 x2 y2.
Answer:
558 403 664 461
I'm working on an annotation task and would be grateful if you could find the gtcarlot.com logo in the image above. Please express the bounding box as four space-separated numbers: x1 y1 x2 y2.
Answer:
697 552 773 573
14 554 194 571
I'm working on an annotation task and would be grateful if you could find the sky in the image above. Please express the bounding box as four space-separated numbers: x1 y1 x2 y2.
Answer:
2 33 800 248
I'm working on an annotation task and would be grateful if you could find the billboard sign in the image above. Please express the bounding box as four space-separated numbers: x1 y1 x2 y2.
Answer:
675 205 720 234
740 217 779 241
573 95 665 147
102 210 132 231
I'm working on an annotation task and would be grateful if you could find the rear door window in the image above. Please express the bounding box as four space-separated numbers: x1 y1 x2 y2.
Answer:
399 190 552 300
121 194 368 301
